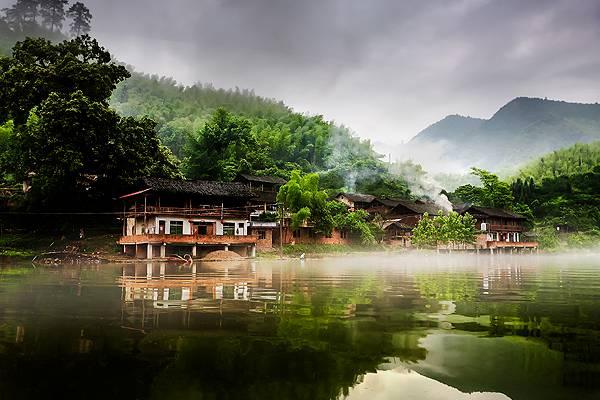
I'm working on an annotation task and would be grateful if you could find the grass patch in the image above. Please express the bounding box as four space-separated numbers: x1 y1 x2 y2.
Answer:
282 243 382 256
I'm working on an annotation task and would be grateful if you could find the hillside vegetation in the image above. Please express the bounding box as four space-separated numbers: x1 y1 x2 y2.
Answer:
511 141 600 248
110 71 410 197
516 141 600 181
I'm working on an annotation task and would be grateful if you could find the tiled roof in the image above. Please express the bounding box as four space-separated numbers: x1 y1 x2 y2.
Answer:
137 177 257 198
239 174 287 185
336 192 376 203
456 204 526 219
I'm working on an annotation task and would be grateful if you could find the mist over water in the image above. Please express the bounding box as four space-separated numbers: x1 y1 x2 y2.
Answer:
1 254 599 399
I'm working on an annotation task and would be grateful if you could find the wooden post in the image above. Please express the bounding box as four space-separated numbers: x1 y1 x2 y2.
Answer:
279 203 284 258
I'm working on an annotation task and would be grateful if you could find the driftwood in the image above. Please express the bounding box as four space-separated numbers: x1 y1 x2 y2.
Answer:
33 250 108 265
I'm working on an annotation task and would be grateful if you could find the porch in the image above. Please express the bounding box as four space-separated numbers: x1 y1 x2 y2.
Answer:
118 233 257 259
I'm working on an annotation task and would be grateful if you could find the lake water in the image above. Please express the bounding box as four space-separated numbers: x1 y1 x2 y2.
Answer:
1 254 600 400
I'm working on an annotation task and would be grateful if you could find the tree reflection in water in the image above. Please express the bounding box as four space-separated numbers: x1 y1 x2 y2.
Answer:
0 257 599 399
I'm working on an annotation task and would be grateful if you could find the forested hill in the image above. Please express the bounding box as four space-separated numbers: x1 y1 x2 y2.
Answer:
109 71 411 197
409 97 600 171
109 72 292 157
515 141 600 181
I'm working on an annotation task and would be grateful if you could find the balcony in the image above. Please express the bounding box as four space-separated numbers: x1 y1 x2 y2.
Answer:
483 224 525 232
124 205 250 219
486 241 538 249
118 233 257 246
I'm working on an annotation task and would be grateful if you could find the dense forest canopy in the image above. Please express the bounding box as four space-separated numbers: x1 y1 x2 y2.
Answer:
110 68 411 197
511 141 600 244
0 36 178 209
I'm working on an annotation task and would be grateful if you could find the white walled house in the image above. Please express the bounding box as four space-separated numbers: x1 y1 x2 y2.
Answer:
119 177 259 259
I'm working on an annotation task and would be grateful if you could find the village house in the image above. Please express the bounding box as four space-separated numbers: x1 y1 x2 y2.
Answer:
238 173 286 212
367 198 443 246
238 174 287 251
334 192 376 210
118 177 260 259
454 205 538 252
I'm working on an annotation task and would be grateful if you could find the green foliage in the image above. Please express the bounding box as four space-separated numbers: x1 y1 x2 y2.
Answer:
534 226 560 250
11 91 179 207
516 141 600 181
453 168 514 209
330 206 376 245
513 142 600 234
184 108 272 181
0 35 129 124
411 211 476 249
277 171 331 233
0 36 178 209
110 72 410 197
66 1 91 36
40 0 68 32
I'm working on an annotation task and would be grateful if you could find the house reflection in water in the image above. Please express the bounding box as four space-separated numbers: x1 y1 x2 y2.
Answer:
118 262 292 330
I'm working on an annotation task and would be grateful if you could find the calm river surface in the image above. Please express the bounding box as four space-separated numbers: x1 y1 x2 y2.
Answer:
1 254 600 400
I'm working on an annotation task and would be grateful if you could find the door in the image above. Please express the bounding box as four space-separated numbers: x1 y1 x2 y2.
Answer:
158 220 166 234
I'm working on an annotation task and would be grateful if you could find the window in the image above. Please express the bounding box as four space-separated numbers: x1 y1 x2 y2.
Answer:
237 222 245 235
340 230 348 239
170 221 183 235
258 230 266 240
223 223 235 236
193 223 208 235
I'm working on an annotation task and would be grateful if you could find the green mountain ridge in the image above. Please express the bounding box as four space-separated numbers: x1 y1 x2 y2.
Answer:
410 97 600 171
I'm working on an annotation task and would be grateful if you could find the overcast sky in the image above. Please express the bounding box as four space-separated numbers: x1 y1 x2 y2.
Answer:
4 0 600 146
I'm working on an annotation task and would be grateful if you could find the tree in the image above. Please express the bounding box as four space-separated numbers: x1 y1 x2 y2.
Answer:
453 168 514 209
19 0 39 25
40 0 67 32
185 108 272 181
0 36 179 209
2 1 27 31
411 213 438 248
276 171 332 234
0 35 129 124
11 91 179 208
330 204 376 245
67 1 91 36
411 211 476 249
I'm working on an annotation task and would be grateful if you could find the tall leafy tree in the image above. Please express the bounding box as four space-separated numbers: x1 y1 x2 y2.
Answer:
453 168 514 209
277 171 332 234
40 0 67 32
185 108 272 181
412 212 476 249
2 1 27 31
12 91 178 207
0 36 178 209
19 0 39 25
0 35 128 124
66 1 91 36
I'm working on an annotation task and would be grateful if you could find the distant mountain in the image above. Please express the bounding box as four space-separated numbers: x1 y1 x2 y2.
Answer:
409 97 600 171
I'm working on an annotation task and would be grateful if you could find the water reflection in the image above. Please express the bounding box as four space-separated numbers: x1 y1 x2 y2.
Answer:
0 255 599 399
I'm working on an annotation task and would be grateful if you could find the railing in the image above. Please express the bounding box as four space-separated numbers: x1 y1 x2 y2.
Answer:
118 233 257 245
486 241 538 248
125 205 250 219
484 224 525 232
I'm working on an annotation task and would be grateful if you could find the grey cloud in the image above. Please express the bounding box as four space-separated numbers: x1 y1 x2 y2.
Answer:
2 0 599 146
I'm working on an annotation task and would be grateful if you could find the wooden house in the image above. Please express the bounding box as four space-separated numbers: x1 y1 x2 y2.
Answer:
334 193 376 210
238 174 286 211
238 174 287 250
118 177 259 259
454 205 538 251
